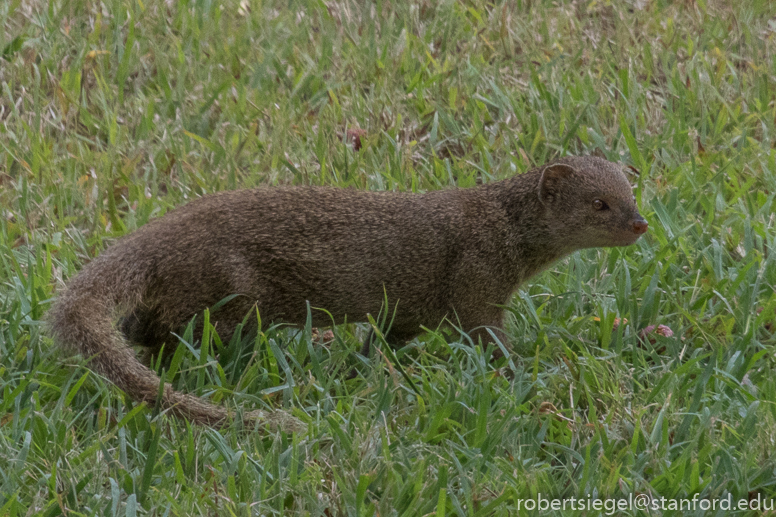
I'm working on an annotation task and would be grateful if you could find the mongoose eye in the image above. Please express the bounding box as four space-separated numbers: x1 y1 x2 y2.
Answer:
593 199 609 211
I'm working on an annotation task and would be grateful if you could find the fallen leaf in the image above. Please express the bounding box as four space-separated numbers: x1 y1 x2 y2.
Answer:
346 128 367 151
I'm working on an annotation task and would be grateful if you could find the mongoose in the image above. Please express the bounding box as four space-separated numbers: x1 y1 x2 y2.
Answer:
48 156 648 431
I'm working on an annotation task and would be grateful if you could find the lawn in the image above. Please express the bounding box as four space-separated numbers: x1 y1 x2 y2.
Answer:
2 0 776 515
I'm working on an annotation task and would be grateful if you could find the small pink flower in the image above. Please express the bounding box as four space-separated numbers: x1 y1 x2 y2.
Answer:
639 324 674 344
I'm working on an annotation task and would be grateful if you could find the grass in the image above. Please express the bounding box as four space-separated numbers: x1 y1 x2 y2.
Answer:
2 0 776 514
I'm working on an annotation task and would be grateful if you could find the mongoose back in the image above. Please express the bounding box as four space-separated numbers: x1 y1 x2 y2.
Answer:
48 156 648 430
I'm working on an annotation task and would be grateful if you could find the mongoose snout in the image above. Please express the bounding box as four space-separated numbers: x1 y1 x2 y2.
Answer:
632 218 649 235
48 155 646 430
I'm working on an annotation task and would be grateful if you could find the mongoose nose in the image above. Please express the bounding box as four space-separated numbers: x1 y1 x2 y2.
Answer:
632 219 649 235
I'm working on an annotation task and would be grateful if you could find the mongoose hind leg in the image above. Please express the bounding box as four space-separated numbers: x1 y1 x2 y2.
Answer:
119 310 177 368
121 305 253 369
139 344 175 369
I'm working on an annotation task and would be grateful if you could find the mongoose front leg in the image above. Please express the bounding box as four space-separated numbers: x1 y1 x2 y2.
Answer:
348 328 416 379
358 328 416 358
358 329 377 358
347 330 380 380
466 319 512 359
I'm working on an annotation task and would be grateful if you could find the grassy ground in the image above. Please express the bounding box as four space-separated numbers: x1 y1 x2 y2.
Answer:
2 0 776 515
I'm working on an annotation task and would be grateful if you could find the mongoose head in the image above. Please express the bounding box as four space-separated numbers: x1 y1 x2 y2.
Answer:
538 156 648 250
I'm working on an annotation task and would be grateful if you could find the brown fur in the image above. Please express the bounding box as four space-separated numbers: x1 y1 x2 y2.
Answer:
47 156 647 430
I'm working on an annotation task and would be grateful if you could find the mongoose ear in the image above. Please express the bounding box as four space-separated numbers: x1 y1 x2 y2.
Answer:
538 164 576 204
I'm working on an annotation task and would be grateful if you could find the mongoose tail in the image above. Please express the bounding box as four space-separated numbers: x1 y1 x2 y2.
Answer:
47 260 305 432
